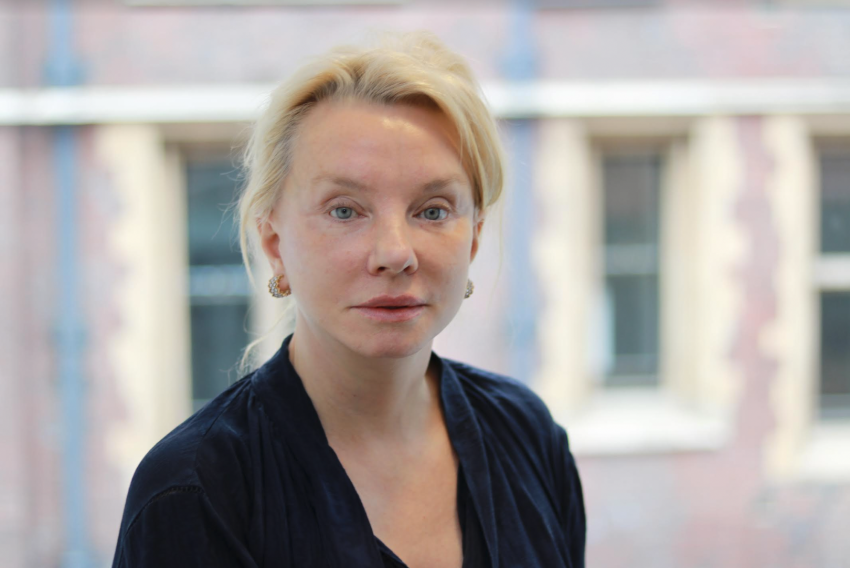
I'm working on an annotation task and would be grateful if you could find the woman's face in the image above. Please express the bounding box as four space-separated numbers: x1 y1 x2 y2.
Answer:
259 99 483 359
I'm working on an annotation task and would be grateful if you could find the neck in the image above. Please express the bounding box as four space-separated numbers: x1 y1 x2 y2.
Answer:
287 322 440 451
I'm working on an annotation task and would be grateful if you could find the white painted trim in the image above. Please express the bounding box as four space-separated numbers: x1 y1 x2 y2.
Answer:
5 80 850 125
559 389 731 456
761 116 820 482
814 255 850 289
797 422 850 482
532 119 597 413
99 126 193 489
533 117 742 455
123 0 405 5
0 85 271 126
487 80 850 119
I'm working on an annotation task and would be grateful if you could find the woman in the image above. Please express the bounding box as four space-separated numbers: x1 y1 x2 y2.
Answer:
111 32 586 568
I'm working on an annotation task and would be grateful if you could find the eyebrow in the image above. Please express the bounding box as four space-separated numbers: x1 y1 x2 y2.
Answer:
314 175 467 194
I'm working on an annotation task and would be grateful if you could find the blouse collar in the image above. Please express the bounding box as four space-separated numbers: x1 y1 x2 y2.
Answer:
251 333 499 567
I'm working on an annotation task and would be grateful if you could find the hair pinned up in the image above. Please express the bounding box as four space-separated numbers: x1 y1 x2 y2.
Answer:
237 31 506 280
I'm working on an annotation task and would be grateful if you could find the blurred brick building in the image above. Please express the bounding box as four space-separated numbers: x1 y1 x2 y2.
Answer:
1 0 849 566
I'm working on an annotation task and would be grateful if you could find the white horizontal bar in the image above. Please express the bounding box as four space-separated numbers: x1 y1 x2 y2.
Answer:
486 79 850 118
4 79 850 125
558 390 731 456
814 255 850 290
0 85 272 125
123 0 405 4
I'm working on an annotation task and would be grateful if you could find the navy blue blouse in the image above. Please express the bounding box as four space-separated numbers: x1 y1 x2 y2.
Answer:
111 334 586 567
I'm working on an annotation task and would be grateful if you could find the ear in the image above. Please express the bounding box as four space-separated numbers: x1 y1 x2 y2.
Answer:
257 216 288 281
469 210 485 263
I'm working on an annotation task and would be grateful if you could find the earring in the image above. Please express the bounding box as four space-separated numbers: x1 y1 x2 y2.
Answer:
464 278 474 299
268 274 291 298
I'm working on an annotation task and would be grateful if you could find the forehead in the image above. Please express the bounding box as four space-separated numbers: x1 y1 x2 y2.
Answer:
290 99 467 186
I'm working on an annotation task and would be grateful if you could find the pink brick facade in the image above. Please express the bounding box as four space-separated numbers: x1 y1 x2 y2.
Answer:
2 1 849 566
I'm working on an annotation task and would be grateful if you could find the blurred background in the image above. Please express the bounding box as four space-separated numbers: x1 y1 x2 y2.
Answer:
2 0 850 566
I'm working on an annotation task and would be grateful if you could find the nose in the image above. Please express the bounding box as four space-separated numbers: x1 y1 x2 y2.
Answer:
367 215 419 275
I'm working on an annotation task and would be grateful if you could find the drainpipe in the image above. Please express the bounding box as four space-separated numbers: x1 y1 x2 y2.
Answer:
502 0 538 383
46 0 92 566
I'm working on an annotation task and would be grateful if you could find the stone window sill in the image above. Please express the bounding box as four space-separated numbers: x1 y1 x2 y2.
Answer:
558 388 731 456
796 421 850 482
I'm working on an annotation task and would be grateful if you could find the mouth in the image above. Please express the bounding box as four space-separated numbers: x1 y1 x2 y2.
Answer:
352 304 426 323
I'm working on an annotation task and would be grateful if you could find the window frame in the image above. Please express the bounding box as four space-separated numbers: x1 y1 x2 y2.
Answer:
797 132 850 480
594 141 667 389
813 141 850 419
181 148 254 411
533 117 737 456
161 124 291 414
762 115 850 482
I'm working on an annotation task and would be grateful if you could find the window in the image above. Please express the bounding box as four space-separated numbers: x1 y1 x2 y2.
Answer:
185 156 250 412
817 147 850 419
534 119 734 456
820 293 850 417
601 151 662 388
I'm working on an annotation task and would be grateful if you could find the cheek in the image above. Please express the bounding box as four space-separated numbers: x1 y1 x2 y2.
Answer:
420 232 473 281
442 222 476 259
281 219 361 281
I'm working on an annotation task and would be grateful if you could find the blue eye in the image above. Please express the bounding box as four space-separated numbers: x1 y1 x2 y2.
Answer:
422 207 448 221
331 206 355 220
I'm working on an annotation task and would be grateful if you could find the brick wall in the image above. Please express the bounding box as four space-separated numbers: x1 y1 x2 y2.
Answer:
2 2 849 566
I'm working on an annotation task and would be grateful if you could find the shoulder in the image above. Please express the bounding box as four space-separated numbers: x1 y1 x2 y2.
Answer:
442 357 561 446
443 357 586 560
118 373 258 535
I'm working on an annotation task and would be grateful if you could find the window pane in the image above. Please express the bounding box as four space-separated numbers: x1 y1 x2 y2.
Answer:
190 302 249 411
603 154 661 247
602 152 662 387
186 157 251 412
187 160 243 266
605 275 659 386
820 292 850 419
820 152 850 253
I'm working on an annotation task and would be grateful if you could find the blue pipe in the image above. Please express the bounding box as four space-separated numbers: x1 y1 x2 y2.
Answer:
503 0 538 383
47 0 92 566
56 124 91 568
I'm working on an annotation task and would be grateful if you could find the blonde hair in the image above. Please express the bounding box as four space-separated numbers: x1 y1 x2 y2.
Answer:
236 31 506 371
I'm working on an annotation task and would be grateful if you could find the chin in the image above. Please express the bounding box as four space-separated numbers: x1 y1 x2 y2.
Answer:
300 305 454 360
333 316 443 359
346 328 433 359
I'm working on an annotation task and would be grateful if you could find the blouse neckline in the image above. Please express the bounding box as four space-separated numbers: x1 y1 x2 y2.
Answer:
250 333 498 567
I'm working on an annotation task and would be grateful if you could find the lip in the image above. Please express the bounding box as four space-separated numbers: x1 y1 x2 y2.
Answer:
352 295 427 323
353 305 426 323
355 294 426 308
